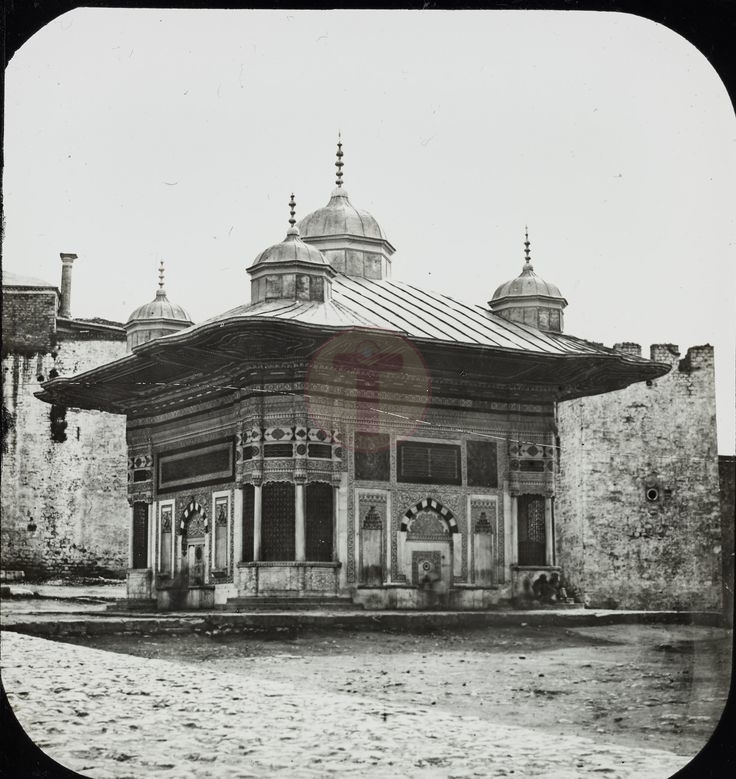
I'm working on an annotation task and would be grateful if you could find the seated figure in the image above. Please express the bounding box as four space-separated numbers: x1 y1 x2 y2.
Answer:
532 573 559 603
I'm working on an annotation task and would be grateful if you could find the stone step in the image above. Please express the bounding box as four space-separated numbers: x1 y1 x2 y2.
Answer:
219 596 361 612
106 598 157 611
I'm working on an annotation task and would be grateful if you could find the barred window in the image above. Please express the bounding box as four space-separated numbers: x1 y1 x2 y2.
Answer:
467 441 498 487
261 482 295 561
518 494 546 566
354 433 390 481
132 502 148 569
264 443 293 458
306 483 333 562
242 484 254 563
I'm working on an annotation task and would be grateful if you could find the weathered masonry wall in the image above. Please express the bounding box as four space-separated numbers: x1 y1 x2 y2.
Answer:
1 288 58 354
2 326 129 580
719 456 735 626
555 344 722 610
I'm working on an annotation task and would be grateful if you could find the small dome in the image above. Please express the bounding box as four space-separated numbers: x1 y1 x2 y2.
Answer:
125 262 193 351
489 230 567 333
297 187 386 241
127 289 192 324
491 264 564 302
251 227 328 268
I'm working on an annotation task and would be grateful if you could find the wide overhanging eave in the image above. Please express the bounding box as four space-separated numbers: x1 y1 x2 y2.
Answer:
35 316 672 413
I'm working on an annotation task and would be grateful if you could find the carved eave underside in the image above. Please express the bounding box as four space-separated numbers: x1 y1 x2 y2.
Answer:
36 316 671 419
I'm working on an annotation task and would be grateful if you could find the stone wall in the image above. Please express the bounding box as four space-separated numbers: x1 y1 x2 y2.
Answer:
1 332 129 580
719 456 735 625
1 289 58 354
555 344 722 610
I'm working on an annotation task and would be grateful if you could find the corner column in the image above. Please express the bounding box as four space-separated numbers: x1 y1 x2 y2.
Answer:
128 504 135 568
510 495 519 566
545 497 554 566
253 480 263 561
295 477 306 562
147 502 155 569
233 487 244 564
332 484 339 563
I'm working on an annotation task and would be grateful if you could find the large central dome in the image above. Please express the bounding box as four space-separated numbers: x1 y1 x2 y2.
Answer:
296 137 395 280
297 187 387 241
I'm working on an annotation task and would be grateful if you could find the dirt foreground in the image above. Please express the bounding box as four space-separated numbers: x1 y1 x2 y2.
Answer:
60 622 731 760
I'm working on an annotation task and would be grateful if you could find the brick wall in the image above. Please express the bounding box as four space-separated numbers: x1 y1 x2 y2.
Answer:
555 344 722 610
1 332 129 580
1 289 58 354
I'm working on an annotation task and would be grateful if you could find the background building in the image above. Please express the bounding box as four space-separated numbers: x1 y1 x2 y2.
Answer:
556 342 723 610
1 256 129 579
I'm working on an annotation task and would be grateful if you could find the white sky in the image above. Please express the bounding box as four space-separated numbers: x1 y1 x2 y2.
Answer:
3 8 735 453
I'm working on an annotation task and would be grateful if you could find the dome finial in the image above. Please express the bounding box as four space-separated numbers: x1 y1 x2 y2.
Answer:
523 226 534 271
287 193 300 237
157 260 166 294
289 193 296 227
335 132 344 188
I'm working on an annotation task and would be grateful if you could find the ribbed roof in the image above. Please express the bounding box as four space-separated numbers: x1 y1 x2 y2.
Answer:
250 228 328 268
197 275 598 357
36 271 671 416
492 264 565 302
297 188 387 242
127 290 192 325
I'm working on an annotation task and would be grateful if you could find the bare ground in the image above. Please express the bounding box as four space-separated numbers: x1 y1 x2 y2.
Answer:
58 622 731 759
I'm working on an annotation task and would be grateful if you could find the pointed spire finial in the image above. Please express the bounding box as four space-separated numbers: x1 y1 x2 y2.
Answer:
158 260 165 290
335 132 344 188
523 226 533 270
289 193 296 227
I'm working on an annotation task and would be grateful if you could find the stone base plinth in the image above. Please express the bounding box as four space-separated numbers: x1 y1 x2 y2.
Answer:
236 561 341 596
126 568 152 600
156 583 215 610
353 584 510 610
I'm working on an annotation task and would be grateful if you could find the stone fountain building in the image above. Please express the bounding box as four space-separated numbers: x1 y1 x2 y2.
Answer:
34 143 723 611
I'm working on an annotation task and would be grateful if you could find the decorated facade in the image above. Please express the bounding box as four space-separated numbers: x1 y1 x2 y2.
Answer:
37 141 697 611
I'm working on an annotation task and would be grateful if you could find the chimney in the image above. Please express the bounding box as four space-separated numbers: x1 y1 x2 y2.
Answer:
59 253 77 318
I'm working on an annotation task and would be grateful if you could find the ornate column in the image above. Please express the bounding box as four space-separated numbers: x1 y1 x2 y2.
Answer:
233 487 244 564
204 524 211 583
147 503 155 569
253 477 263 562
295 475 306 562
332 482 339 563
510 494 519 566
544 496 554 566
128 502 135 568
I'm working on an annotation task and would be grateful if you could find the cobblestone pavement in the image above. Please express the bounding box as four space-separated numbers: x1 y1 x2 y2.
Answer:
2 631 691 778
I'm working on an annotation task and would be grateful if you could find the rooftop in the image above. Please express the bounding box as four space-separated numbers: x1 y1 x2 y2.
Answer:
36 273 671 417
2 271 59 290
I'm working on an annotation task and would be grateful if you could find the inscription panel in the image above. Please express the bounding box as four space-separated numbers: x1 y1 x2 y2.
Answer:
158 439 234 493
